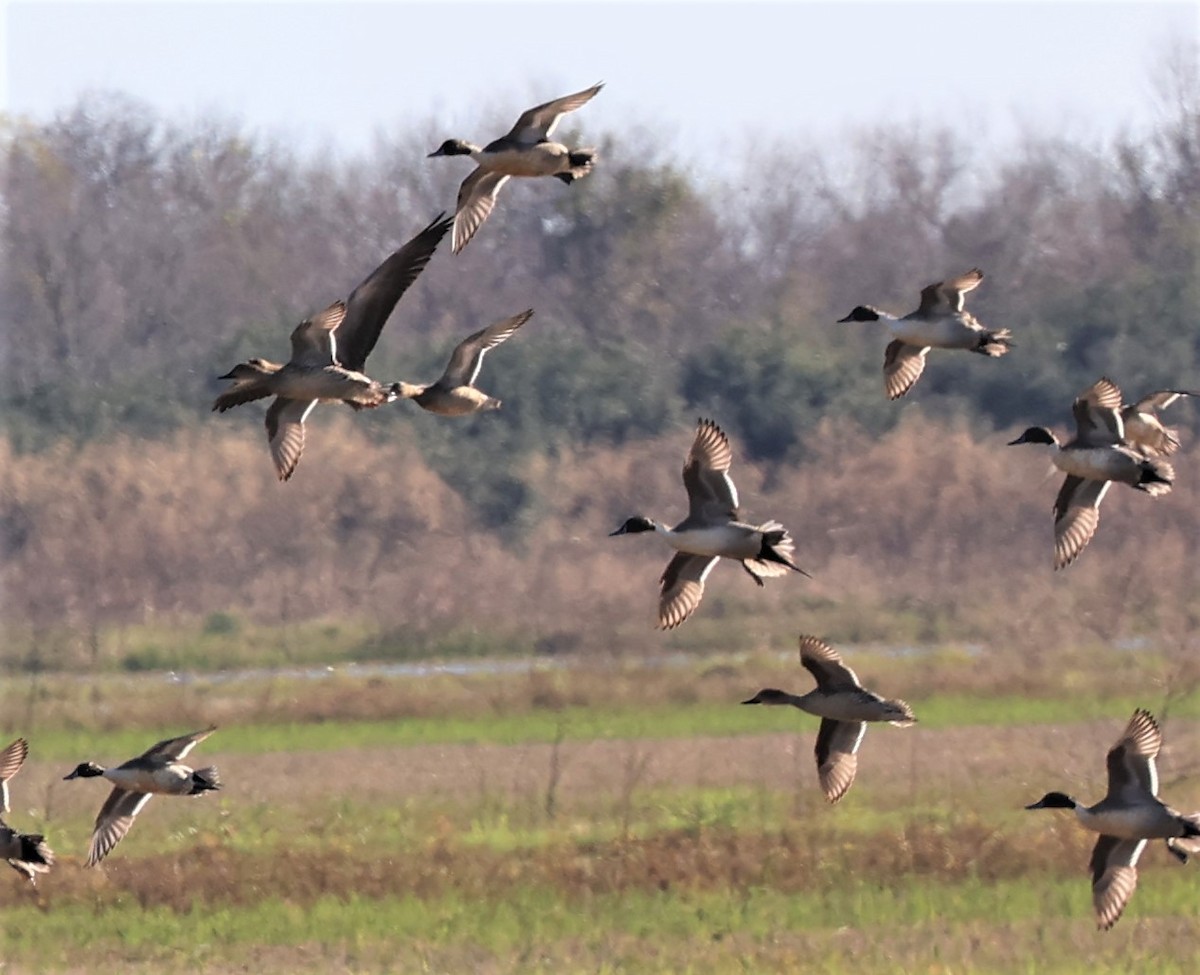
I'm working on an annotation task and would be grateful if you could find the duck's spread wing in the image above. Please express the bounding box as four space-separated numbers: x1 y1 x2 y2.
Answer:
212 379 273 412
0 738 28 813
452 170 511 254
504 82 604 143
1132 389 1197 413
798 636 861 691
1124 389 1197 455
1105 708 1161 802
657 553 717 630
141 726 218 762
1072 377 1125 445
915 268 983 314
335 214 452 372
883 340 928 399
289 302 347 366
87 788 153 866
265 399 317 482
1052 476 1110 570
1090 835 1146 930
814 718 866 803
438 310 532 388
681 419 738 520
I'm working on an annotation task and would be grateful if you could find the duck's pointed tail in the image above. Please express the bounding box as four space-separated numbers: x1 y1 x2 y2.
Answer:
974 328 1013 357
556 148 598 185
744 522 812 581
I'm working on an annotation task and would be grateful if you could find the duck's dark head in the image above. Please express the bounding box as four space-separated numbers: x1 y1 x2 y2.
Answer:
609 516 656 537
1025 791 1076 810
218 362 251 381
837 305 882 323
63 762 105 781
1007 426 1058 447
218 359 276 381
428 139 475 158
741 688 792 706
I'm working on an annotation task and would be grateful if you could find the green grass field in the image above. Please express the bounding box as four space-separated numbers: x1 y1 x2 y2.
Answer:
2 652 1199 973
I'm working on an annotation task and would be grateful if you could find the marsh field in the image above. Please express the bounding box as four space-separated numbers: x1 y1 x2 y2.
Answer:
3 60 1200 975
2 641 1200 974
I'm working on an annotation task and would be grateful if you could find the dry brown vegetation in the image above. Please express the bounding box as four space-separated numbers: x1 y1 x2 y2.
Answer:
3 413 1197 672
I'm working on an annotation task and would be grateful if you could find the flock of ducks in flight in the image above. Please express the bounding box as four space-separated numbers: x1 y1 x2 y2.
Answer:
4 84 1198 934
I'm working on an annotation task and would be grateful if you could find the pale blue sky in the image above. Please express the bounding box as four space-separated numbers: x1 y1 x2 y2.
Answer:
3 2 1196 174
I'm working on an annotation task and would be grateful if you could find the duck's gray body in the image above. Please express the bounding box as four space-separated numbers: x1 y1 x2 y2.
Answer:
1026 709 1200 930
65 726 221 867
1008 377 1174 569
429 83 603 253
838 269 1012 399
213 214 451 480
610 418 808 629
742 636 915 803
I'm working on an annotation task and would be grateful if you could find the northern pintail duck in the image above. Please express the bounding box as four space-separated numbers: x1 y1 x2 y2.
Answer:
1121 388 1197 457
1008 377 1174 569
395 310 532 415
429 83 603 253
742 636 915 803
0 737 55 883
64 726 220 866
1026 709 1200 930
214 214 452 480
838 268 1013 399
610 418 809 629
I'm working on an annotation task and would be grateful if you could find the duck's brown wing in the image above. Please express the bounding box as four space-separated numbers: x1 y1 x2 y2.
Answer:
915 268 983 314
450 170 511 254
798 636 861 691
437 310 532 388
86 788 153 867
814 718 866 803
657 553 717 630
335 214 452 372
0 738 28 813
288 302 346 366
1090 835 1145 930
1104 708 1161 802
883 340 928 399
265 399 315 482
680 418 738 523
1071 377 1124 445
1052 476 1110 570
140 726 218 762
503 83 604 143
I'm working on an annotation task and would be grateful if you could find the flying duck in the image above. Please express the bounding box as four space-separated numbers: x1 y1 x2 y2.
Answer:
610 418 808 629
0 738 55 883
838 268 1012 399
395 310 532 415
742 635 916 803
429 83 603 253
1026 709 1200 929
214 214 451 480
1008 377 1174 568
64 726 220 866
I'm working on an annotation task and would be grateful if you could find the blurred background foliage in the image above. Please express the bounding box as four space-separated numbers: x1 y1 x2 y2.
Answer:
0 77 1197 662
